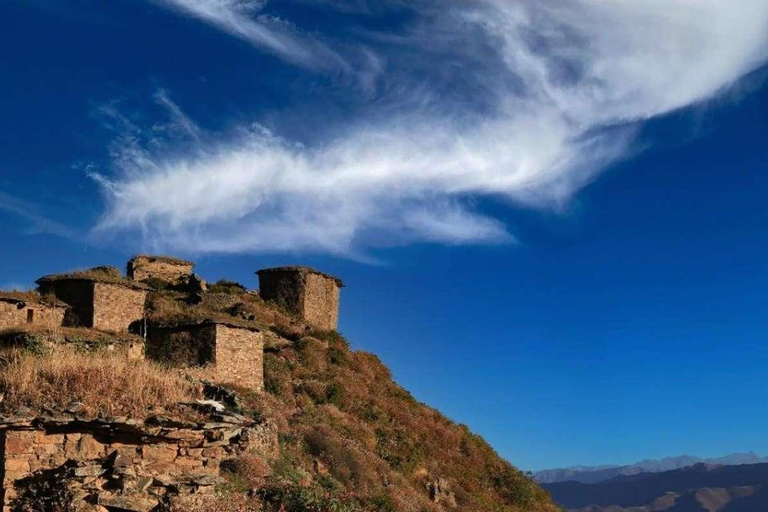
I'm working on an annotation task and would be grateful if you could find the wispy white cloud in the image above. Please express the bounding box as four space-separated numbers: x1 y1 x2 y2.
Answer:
95 0 768 257
0 191 76 240
152 89 202 142
151 0 350 71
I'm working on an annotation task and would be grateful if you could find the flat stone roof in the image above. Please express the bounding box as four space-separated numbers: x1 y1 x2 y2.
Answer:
256 266 344 287
36 271 151 291
128 255 195 267
149 318 261 333
0 291 68 308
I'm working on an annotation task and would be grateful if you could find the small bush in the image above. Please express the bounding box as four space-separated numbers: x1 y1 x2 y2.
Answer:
258 484 362 512
142 277 172 290
11 469 78 512
221 453 272 491
208 279 247 294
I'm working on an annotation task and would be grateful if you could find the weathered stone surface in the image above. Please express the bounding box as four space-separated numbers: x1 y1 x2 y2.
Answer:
98 493 159 512
427 477 458 508
0 412 278 510
74 464 106 477
127 255 194 285
146 323 264 391
257 266 343 331
0 297 67 330
36 279 147 333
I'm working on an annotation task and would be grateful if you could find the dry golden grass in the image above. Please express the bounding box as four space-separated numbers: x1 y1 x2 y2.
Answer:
251 331 561 512
145 292 264 331
166 495 260 512
0 347 201 418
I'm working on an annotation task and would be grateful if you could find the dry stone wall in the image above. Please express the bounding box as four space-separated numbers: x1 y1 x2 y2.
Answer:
128 257 194 285
257 268 342 331
92 283 147 333
301 273 341 332
0 415 278 511
147 324 264 392
214 325 264 392
0 301 66 330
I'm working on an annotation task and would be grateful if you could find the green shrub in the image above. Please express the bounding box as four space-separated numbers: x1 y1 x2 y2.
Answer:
208 279 247 294
258 483 362 512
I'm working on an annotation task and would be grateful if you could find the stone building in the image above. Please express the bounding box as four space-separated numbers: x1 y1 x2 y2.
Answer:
127 255 194 285
0 414 277 510
256 266 343 331
36 272 149 333
146 321 264 391
0 293 67 330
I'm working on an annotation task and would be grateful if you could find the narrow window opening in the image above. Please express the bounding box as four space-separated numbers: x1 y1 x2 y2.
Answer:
26 309 34 324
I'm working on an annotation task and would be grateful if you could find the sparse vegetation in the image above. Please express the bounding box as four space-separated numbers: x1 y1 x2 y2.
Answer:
208 279 248 294
36 268 149 290
0 262 558 512
0 347 201 418
0 326 141 354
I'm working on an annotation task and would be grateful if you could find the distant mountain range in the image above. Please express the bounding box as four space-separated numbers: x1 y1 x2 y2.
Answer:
535 453 768 484
542 462 768 511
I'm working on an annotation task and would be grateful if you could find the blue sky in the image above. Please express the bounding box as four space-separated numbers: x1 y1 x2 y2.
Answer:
2 0 768 471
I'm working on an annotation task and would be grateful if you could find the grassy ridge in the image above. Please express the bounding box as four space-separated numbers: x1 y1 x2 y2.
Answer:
0 284 559 512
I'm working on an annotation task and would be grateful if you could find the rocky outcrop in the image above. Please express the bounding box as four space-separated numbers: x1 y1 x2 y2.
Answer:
427 477 457 509
0 410 277 511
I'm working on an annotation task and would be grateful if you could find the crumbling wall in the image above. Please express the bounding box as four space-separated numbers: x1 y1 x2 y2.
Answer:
214 325 264 391
0 302 23 330
0 417 278 511
146 324 216 368
24 304 65 329
92 283 147 333
0 300 66 330
128 256 194 285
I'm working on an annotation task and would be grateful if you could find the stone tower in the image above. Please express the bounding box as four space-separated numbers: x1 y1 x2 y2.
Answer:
256 266 343 331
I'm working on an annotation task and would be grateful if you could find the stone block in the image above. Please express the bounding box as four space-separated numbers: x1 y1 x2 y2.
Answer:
5 432 35 455
142 444 178 463
79 434 107 459
5 458 31 473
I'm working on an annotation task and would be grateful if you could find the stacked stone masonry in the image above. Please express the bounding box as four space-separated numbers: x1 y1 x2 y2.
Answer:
213 325 264 392
127 256 194 285
0 300 66 330
0 416 278 511
91 283 147 333
257 267 342 331
146 323 264 392
37 280 147 333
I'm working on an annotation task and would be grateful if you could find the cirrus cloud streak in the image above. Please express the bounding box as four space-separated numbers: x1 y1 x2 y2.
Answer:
95 0 768 258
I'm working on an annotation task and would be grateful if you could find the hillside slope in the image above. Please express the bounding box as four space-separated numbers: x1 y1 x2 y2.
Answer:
0 279 559 512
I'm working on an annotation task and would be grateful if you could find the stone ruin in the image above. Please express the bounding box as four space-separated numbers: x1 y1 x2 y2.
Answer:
36 273 149 333
127 256 195 286
0 257 346 510
0 294 67 331
146 321 264 392
0 259 344 385
127 256 206 294
257 266 344 331
0 401 278 511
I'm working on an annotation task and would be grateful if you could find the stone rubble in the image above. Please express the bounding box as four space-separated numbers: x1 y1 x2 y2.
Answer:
0 407 278 511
